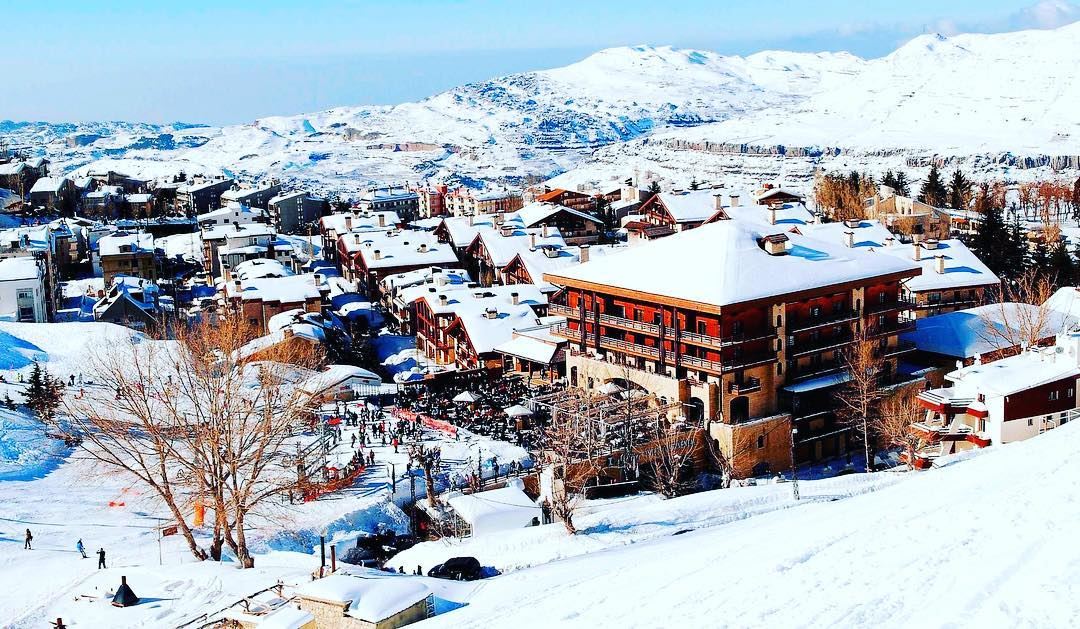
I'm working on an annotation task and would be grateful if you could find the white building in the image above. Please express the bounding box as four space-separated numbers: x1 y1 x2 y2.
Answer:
0 257 47 322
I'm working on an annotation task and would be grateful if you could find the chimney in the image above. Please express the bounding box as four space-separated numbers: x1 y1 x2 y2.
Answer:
374 249 382 260
283 327 295 339
378 213 386 227
923 238 939 250
542 224 549 238
485 307 499 319
511 291 519 305
418 243 428 253
730 194 740 207
345 215 353 231
529 233 537 249
354 234 360 244
313 273 322 285
935 254 946 274
233 279 241 291
439 294 448 305
884 236 895 247
579 244 590 263
469 214 475 226
768 207 778 225
843 230 854 248
714 194 724 212
913 243 922 261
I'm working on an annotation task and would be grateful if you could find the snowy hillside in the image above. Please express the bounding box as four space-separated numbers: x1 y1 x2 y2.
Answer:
416 423 1080 628
4 23 1080 193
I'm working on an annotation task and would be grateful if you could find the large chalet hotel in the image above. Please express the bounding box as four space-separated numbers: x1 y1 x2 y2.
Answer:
544 220 922 474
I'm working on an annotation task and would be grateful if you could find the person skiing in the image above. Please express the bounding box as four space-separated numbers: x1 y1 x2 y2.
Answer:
76 539 87 558
24 529 32 550
97 548 106 569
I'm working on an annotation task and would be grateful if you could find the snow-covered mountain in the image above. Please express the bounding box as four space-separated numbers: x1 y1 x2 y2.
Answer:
4 22 1079 194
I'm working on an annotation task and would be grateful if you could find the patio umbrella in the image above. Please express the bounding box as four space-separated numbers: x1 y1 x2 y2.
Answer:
453 390 482 403
598 382 623 395
503 404 532 418
327 417 343 426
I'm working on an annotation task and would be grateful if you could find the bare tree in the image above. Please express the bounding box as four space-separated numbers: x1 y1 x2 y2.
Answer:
644 418 702 498
61 316 322 567
838 326 886 472
540 410 602 534
876 385 929 471
408 444 441 507
979 267 1061 353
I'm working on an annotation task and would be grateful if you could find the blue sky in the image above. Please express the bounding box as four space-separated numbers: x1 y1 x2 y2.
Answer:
1 0 1075 124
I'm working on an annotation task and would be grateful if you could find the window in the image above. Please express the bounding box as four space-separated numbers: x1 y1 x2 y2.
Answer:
1050 390 1060 401
731 320 743 336
757 435 766 449
833 301 843 313
1028 418 1034 426
697 321 707 335
810 305 822 318
878 292 887 304
248 318 258 326
1069 388 1074 398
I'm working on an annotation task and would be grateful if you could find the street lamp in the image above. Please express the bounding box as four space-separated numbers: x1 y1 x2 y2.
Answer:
789 427 800 501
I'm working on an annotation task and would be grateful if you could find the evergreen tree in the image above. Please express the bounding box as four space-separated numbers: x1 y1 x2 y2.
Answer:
919 164 947 207
1004 215 1029 281
1049 239 1076 288
24 362 63 423
881 170 898 191
647 180 661 194
948 168 971 211
1028 237 1051 279
894 171 911 196
689 177 700 191
3 393 13 410
971 201 1007 275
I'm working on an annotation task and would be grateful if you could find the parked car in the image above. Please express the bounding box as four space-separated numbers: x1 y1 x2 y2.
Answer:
427 556 483 581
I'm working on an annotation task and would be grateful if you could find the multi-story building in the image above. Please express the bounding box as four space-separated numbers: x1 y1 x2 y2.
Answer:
177 178 235 214
269 191 326 234
98 232 157 285
318 210 400 265
0 257 47 322
447 188 523 217
338 229 458 296
864 186 949 240
28 176 75 212
639 189 720 234
530 187 594 212
544 220 921 475
358 186 419 221
221 183 282 210
223 272 329 334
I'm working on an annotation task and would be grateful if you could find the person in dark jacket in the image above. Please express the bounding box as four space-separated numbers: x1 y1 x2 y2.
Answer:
97 548 106 569
23 529 32 550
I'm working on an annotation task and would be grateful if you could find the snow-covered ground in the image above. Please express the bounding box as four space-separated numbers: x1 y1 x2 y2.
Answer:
412 424 1080 628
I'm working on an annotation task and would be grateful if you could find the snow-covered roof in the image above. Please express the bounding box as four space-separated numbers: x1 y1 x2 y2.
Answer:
0 257 41 281
0 188 21 210
269 190 321 205
221 184 278 201
361 187 418 203
446 479 539 535
0 162 26 175
226 273 324 303
721 201 816 227
256 605 314 629
754 187 804 202
98 232 154 256
297 575 429 622
1045 287 1080 320
178 178 233 193
347 230 458 270
512 243 628 291
29 176 67 195
300 364 381 394
901 303 1074 359
321 211 401 234
944 341 1080 397
878 240 999 292
516 201 599 228
202 222 275 240
232 258 294 280
493 331 563 364
471 226 566 269
653 190 719 223
547 220 920 309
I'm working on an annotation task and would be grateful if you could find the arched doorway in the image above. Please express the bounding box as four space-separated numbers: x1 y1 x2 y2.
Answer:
729 396 749 423
685 397 705 422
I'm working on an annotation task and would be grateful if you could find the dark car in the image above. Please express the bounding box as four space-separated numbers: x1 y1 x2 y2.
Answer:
427 556 483 581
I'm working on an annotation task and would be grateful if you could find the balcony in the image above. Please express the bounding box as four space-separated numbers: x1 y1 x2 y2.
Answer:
721 351 779 372
728 376 762 395
548 303 576 318
867 319 917 337
880 340 917 358
787 331 854 358
599 312 659 335
787 310 859 333
865 299 917 315
788 358 845 381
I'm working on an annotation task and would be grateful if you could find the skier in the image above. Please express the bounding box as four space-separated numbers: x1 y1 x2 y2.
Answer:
23 529 32 550
76 539 87 558
97 548 106 569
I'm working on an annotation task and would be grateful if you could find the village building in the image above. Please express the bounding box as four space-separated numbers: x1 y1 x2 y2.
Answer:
502 243 628 295
221 182 282 209
494 322 568 383
223 272 329 333
319 210 401 265
544 219 921 474
300 364 383 401
638 189 720 234
914 332 1080 467
92 276 161 330
530 187 594 212
0 257 47 322
98 232 156 285
446 187 523 217
338 229 457 296
177 178 235 213
380 267 471 334
864 186 950 240
270 191 327 234
294 574 432 629
123 192 156 218
412 282 549 371
201 222 279 279
515 202 601 245
198 202 263 228
28 176 75 212
752 185 804 208
0 161 38 197
82 185 124 218
358 186 419 221
461 222 566 287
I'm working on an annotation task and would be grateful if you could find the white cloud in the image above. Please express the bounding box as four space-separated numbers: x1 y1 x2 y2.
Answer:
1003 1 1078 30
